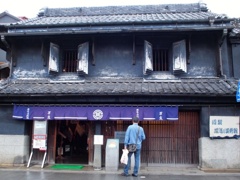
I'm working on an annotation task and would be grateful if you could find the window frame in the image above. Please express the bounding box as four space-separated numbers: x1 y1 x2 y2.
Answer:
143 39 187 75
48 42 89 75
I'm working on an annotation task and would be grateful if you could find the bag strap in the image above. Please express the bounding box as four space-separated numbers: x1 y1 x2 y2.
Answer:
135 126 140 144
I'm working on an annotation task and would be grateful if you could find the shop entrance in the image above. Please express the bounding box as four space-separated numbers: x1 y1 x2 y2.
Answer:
55 120 89 164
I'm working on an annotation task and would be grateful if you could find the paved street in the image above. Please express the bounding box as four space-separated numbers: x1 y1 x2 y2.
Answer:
0 169 239 180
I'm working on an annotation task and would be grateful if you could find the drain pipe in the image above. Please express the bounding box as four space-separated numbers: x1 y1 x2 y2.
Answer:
218 29 227 79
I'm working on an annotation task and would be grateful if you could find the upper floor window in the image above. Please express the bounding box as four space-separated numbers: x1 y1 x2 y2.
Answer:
0 62 10 80
0 49 10 80
48 42 89 75
62 49 77 72
153 48 169 71
143 39 187 75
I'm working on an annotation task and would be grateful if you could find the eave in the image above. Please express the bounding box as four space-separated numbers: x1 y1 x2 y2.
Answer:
2 22 234 37
0 94 237 105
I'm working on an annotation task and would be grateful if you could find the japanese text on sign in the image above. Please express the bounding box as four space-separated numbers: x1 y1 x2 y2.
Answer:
33 121 47 150
209 116 239 138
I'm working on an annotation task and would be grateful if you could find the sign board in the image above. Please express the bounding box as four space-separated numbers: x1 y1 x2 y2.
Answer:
33 120 47 150
28 120 48 168
94 135 104 145
105 139 119 171
114 131 126 144
209 116 240 138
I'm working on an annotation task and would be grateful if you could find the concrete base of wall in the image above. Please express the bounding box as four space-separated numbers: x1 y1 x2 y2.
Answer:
199 137 240 170
0 135 29 166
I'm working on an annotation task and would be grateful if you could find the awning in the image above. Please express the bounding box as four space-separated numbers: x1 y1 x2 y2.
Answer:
13 105 178 121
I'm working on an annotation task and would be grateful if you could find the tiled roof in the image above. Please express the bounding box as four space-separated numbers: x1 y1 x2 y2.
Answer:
0 78 237 97
42 3 207 16
8 3 230 28
14 12 223 26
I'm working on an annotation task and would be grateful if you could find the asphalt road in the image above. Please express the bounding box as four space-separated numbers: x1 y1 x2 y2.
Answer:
0 170 239 180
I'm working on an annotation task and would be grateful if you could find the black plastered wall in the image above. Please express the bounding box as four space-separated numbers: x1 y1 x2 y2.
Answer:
0 106 31 135
232 43 240 78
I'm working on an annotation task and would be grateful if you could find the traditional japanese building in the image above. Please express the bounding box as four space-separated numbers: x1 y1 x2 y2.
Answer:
0 3 239 170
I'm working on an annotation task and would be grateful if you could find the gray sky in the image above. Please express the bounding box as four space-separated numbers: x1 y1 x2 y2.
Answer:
0 0 239 18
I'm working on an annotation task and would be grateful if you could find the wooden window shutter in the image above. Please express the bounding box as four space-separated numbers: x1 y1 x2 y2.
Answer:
77 42 89 75
48 43 59 73
173 40 187 74
144 40 153 75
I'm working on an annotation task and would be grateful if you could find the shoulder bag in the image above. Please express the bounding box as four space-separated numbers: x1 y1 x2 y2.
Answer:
128 126 140 152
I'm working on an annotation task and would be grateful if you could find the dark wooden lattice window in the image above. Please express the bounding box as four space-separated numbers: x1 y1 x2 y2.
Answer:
144 39 187 75
62 50 78 72
153 48 169 71
49 41 89 74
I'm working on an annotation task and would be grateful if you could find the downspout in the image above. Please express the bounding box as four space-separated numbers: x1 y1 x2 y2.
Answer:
218 29 228 79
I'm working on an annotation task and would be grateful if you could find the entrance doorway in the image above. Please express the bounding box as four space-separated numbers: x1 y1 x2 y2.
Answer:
55 120 89 164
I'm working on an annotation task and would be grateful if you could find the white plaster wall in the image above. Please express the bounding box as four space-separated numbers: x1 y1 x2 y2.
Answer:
199 137 240 170
0 135 29 166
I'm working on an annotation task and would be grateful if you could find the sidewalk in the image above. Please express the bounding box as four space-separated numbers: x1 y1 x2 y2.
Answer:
1 164 240 176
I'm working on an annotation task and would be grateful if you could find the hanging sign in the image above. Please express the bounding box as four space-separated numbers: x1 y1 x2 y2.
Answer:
209 116 239 138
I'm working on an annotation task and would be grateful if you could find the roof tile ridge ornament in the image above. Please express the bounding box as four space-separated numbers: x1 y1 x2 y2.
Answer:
208 16 215 26
198 2 208 12
38 7 48 17
230 19 240 37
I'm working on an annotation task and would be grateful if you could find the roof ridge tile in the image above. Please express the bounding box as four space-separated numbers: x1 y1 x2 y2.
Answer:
40 3 204 17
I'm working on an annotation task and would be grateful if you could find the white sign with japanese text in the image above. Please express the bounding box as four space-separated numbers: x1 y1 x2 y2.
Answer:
33 120 47 150
209 116 240 137
94 135 104 145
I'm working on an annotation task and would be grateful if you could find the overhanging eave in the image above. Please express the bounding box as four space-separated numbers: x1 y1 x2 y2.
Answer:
2 23 234 37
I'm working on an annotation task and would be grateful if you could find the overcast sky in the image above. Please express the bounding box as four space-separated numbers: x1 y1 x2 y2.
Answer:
0 0 239 18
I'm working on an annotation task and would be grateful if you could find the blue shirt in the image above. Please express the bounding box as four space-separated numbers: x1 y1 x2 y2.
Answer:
124 123 146 149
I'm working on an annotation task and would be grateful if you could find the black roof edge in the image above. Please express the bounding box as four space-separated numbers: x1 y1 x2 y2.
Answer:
6 17 235 29
2 26 234 37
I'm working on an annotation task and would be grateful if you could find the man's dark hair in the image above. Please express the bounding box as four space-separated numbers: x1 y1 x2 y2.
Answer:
132 116 139 123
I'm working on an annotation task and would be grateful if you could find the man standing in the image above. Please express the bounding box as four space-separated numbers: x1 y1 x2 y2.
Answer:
122 117 146 177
